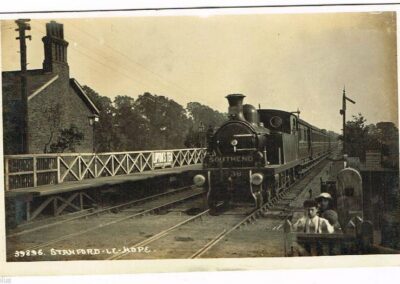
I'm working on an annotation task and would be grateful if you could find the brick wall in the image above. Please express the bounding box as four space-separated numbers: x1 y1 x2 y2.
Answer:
27 67 94 153
2 71 26 154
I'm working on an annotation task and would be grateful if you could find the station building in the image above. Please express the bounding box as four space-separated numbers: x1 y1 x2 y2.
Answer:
2 21 99 154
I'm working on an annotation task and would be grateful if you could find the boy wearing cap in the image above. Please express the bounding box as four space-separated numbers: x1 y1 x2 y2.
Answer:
293 199 334 233
316 192 333 214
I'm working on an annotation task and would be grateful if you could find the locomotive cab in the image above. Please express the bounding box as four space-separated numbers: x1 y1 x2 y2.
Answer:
258 109 298 135
258 110 300 165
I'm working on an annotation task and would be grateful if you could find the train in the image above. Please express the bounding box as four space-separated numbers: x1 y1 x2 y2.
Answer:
193 94 338 212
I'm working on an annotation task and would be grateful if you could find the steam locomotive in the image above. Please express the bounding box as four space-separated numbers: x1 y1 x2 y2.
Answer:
193 94 336 212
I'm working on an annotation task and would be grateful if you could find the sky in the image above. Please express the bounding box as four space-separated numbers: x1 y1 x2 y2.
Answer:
1 11 398 133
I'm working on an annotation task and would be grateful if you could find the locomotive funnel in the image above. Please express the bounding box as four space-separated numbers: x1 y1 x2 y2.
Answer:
226 94 246 120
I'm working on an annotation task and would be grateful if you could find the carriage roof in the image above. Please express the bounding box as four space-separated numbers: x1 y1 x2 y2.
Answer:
258 109 326 134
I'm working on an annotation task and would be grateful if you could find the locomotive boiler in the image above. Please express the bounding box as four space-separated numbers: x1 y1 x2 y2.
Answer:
193 94 334 212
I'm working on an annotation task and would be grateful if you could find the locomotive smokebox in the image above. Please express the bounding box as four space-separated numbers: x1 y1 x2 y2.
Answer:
226 94 246 121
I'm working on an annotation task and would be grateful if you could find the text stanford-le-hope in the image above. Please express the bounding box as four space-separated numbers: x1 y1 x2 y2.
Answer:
13 246 151 257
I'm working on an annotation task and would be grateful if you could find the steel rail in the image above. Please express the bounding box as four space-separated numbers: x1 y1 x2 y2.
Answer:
108 156 329 260
106 209 211 260
8 185 196 238
7 189 205 258
190 158 330 259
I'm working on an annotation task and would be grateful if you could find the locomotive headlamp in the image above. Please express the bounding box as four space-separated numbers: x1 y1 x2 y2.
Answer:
193 174 206 187
251 173 263 186
231 139 238 146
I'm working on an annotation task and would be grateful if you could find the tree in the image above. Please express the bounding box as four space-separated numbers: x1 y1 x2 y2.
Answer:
345 113 369 159
186 102 227 129
80 88 229 151
376 122 399 168
83 85 117 152
185 102 227 147
113 95 150 151
49 124 84 153
134 92 191 149
345 113 399 168
43 103 63 153
184 126 199 148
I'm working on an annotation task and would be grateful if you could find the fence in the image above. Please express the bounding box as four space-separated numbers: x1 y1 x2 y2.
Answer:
4 148 206 191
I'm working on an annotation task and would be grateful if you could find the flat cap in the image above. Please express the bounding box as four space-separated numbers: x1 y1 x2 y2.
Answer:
316 192 332 200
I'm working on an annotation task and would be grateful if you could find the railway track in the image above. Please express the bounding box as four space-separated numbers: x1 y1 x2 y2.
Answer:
197 160 334 258
7 186 206 260
108 158 330 260
8 185 198 238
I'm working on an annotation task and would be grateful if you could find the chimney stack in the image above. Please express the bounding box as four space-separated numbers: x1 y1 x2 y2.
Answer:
226 94 246 121
42 21 69 73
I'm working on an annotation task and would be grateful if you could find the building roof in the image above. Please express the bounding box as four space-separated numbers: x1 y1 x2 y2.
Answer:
2 70 99 115
69 78 100 115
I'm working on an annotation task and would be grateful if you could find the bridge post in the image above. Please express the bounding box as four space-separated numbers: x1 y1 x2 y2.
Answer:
57 155 61 184
126 154 129 175
33 156 37 187
111 155 115 176
78 156 82 180
94 154 98 177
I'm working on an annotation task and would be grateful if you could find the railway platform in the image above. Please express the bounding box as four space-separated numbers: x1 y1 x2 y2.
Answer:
4 148 205 226
5 164 202 198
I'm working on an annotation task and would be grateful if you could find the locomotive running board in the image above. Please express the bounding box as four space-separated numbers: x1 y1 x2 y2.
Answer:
233 134 255 137
204 160 301 175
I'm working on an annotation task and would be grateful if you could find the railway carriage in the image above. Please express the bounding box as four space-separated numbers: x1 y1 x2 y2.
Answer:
193 94 337 212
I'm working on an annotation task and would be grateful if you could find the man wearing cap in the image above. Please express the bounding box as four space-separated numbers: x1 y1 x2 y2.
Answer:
293 199 334 233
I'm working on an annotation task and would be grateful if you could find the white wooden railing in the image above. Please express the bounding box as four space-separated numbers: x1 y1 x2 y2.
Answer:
4 148 206 191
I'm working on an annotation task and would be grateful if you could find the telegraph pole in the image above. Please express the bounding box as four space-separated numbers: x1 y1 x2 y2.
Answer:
15 19 31 153
339 87 356 154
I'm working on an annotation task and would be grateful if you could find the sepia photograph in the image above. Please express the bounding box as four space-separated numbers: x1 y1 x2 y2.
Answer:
0 2 399 277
